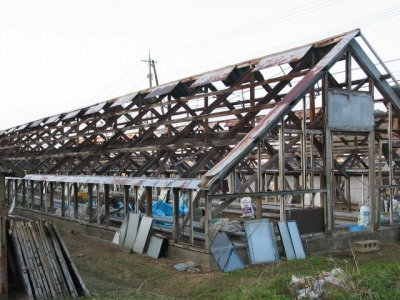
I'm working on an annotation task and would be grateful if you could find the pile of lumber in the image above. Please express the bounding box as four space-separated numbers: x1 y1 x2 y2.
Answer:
8 220 90 299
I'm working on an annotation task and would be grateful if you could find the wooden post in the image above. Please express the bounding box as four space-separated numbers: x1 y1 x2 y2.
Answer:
88 183 94 223
0 173 8 294
14 179 18 207
61 182 66 217
173 188 179 243
104 184 110 226
39 181 44 211
145 187 152 217
49 182 54 213
123 185 130 217
73 183 79 219
30 180 35 209
22 179 27 207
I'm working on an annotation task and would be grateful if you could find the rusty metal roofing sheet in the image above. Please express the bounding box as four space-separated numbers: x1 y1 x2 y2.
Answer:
111 92 138 107
22 174 204 190
84 101 107 116
29 119 45 128
17 123 30 130
6 127 17 134
203 30 359 187
144 81 180 99
44 115 60 125
62 109 82 121
191 66 235 88
253 45 312 72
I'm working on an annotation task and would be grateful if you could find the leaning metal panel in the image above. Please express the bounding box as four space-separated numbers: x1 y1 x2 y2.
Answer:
123 213 140 250
287 221 306 259
244 219 279 264
132 216 153 254
327 89 374 131
210 232 245 272
278 222 296 260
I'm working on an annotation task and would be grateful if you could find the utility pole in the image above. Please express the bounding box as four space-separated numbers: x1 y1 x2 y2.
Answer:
141 50 158 88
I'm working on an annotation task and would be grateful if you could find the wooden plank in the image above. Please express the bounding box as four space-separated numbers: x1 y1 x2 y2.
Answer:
9 221 34 299
50 222 91 297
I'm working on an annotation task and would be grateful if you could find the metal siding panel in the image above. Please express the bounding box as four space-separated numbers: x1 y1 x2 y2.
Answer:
132 216 153 254
244 219 279 264
123 213 140 250
191 66 235 88
253 45 312 72
203 30 359 185
147 235 165 259
144 81 180 99
278 222 296 260
287 221 306 259
327 90 374 131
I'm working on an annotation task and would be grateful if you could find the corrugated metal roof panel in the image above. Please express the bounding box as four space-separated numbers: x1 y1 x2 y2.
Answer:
44 115 60 125
63 110 82 121
144 81 180 99
30 119 45 128
111 92 138 107
84 102 107 116
17 123 31 130
191 66 235 88
6 127 17 134
253 45 312 72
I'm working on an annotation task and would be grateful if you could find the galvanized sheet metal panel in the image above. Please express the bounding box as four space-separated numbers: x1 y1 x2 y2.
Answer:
123 213 140 250
203 30 359 186
132 216 153 254
244 219 279 264
147 235 166 259
253 45 312 72
30 119 45 128
327 90 374 131
118 215 129 245
210 232 245 272
287 221 306 259
111 92 138 107
191 66 235 88
44 115 60 125
278 222 296 260
17 123 31 130
63 110 81 121
84 102 106 116
144 81 180 99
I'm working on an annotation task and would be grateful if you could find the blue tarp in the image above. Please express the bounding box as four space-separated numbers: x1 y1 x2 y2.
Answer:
152 199 189 218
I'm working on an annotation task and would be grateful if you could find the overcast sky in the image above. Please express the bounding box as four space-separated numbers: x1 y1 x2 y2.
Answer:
1 0 400 130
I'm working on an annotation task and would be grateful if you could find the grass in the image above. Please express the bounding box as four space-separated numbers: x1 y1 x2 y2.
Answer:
62 231 400 299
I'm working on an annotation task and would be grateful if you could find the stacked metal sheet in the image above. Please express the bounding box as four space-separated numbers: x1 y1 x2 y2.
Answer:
8 220 90 299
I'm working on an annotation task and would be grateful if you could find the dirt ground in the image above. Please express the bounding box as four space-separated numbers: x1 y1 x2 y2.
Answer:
61 229 226 299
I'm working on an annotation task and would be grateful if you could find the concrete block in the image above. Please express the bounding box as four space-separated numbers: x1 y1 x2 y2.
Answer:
354 240 379 252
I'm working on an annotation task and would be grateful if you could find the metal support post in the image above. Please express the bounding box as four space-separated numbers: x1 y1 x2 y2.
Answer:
279 121 286 221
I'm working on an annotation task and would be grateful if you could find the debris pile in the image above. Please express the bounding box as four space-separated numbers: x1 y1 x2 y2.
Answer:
290 268 347 299
8 220 90 299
